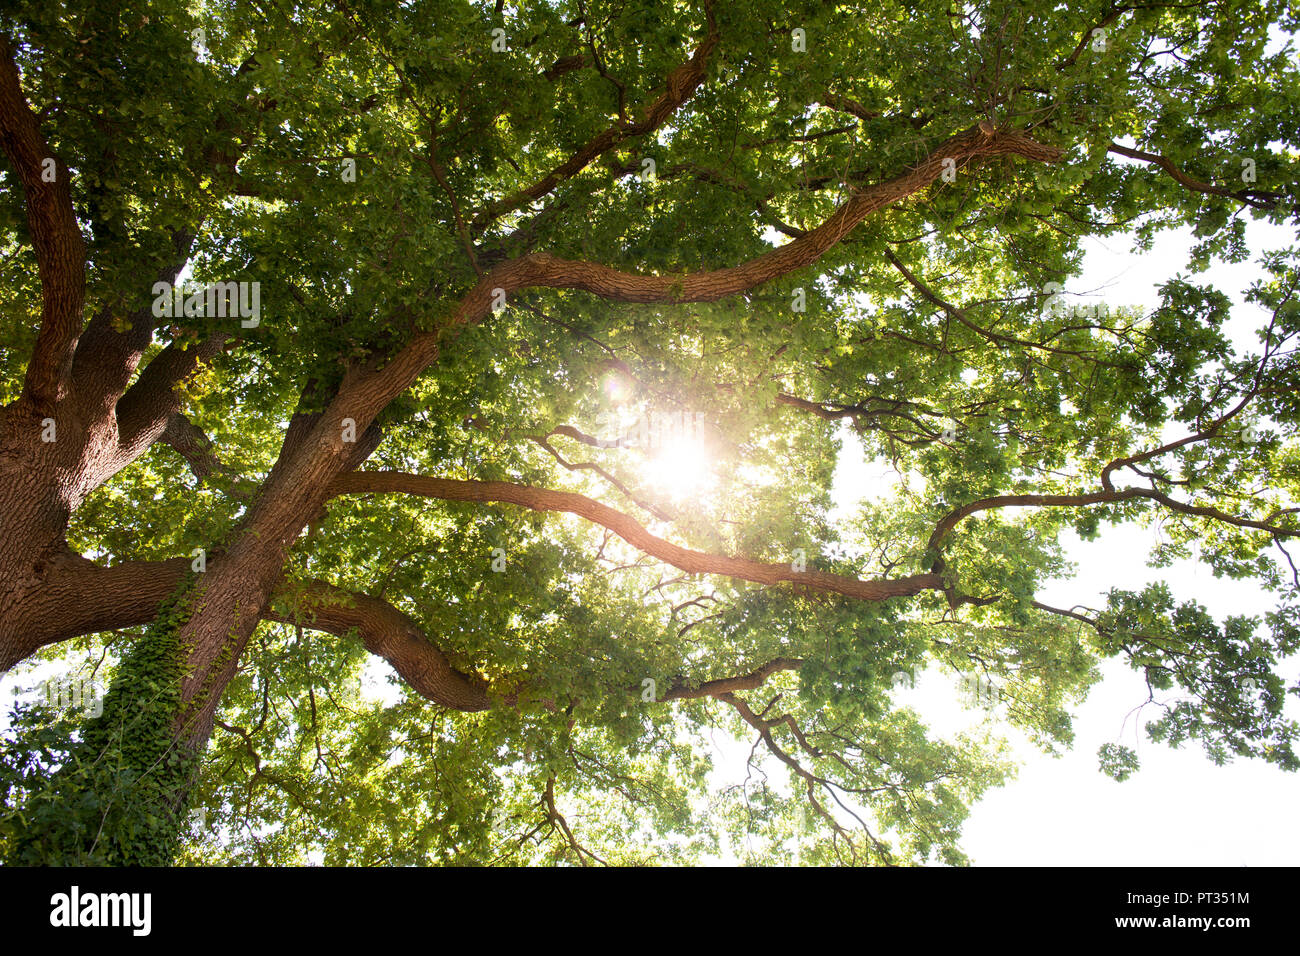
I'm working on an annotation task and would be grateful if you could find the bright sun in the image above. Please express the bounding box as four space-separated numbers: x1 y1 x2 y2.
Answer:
642 436 715 501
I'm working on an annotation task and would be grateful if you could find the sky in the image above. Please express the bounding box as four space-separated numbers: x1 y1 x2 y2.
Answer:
825 214 1300 866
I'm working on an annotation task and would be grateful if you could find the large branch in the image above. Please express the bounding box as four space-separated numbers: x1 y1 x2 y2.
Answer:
494 129 1058 304
109 334 229 476
69 226 199 416
346 123 1062 426
158 412 228 482
9 560 495 720
4 550 190 669
658 657 803 701
266 580 492 712
0 37 86 409
469 0 720 234
327 471 942 602
6 545 494 715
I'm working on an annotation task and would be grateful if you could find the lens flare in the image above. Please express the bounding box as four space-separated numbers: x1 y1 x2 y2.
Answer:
643 436 714 501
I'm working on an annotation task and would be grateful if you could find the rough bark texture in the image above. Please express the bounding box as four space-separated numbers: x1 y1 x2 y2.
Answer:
267 580 492 711
170 415 384 748
0 38 84 411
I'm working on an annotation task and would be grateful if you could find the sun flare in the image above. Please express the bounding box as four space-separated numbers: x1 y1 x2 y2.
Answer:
642 435 715 501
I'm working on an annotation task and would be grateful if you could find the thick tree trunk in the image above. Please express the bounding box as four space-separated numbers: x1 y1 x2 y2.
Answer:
0 397 104 669
170 405 383 749
2 399 382 863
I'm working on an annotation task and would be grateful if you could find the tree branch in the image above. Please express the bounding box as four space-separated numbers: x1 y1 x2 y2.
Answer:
0 36 86 409
928 486 1299 556
327 471 942 602
469 0 720 234
69 226 199 415
346 123 1062 427
4 550 190 669
111 335 229 474
158 412 226 481
1107 141 1296 215
657 657 803 701
266 579 493 712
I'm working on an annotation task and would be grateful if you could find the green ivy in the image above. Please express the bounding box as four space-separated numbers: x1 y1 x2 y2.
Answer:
1 577 199 865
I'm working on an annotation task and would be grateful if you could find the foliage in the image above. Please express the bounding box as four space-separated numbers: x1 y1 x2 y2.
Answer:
1 579 198 865
1 0 1299 865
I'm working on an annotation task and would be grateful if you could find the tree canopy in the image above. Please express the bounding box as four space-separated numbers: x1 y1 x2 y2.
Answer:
0 0 1298 866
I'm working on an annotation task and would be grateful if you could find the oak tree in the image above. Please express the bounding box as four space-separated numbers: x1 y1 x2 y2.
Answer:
1 0 1298 865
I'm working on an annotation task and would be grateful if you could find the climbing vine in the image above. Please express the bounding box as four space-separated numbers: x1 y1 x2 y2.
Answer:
1 576 200 865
